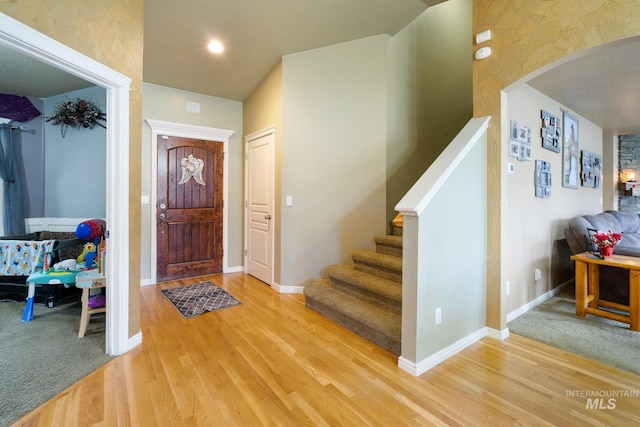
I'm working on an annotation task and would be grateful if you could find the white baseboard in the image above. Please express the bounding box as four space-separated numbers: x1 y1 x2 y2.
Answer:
272 282 304 294
398 327 488 377
506 280 571 323
486 327 509 340
224 265 243 273
128 331 142 351
140 278 154 287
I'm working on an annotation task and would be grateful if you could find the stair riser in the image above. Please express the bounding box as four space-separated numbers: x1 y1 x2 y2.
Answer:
353 262 402 283
304 296 401 355
375 245 402 258
329 278 401 314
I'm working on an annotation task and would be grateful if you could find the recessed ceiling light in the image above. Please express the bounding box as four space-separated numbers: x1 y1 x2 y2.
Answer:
208 40 224 54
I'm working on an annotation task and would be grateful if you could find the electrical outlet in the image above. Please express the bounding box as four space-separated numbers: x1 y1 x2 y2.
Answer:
435 307 442 325
534 268 542 281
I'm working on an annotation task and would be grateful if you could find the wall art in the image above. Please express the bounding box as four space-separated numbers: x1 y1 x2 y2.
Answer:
509 120 531 161
541 110 561 152
562 111 579 188
581 150 602 188
535 159 552 198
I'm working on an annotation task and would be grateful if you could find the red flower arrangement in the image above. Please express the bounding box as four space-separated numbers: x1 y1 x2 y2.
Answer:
591 230 622 248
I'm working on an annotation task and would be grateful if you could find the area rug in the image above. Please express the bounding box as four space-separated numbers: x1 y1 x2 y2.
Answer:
0 300 112 427
508 287 640 375
161 281 241 319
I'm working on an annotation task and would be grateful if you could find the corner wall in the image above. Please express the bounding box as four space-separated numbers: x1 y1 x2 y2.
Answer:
1 1 144 337
474 0 640 331
280 35 388 287
387 0 473 227
506 84 602 314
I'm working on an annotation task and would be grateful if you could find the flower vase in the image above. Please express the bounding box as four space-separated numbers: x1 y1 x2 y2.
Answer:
599 246 614 257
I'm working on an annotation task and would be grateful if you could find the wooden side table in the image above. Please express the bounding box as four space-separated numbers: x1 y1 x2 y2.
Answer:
571 252 640 331
75 270 106 338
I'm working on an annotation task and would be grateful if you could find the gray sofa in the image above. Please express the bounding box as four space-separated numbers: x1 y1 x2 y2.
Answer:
564 210 640 304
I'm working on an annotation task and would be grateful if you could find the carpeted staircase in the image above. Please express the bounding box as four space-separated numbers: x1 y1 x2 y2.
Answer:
303 232 403 355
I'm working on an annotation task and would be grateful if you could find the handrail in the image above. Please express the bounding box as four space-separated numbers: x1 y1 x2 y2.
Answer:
395 116 491 216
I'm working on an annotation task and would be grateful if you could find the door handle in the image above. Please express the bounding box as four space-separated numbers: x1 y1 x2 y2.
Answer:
159 213 165 219
265 214 271 220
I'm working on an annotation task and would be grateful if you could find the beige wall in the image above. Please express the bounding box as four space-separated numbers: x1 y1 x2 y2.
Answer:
141 83 244 281
387 0 472 226
243 62 283 282
474 0 640 330
0 1 144 337
280 36 389 286
506 84 602 314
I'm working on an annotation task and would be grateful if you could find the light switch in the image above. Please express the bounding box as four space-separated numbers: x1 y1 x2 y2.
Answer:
286 196 293 206
141 195 150 205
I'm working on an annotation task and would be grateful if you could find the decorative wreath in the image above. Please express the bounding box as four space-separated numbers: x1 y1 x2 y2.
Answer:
46 98 106 137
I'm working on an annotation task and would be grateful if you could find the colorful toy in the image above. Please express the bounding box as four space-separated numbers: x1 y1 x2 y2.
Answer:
53 259 77 271
75 219 106 245
77 242 98 268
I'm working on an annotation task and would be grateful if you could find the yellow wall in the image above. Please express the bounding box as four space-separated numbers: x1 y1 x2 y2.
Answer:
0 1 144 336
473 0 640 330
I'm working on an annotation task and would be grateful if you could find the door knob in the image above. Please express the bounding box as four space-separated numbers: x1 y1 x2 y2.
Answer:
159 213 165 219
265 214 271 220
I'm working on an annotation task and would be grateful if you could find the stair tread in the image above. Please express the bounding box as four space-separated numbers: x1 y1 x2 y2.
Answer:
328 264 401 303
304 279 401 339
352 250 402 270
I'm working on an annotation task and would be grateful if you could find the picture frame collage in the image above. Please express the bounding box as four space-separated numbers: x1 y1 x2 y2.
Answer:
509 108 601 198
535 160 552 198
509 120 532 161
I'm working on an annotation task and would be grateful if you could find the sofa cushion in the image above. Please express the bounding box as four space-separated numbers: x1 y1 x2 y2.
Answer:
606 210 640 233
583 212 622 233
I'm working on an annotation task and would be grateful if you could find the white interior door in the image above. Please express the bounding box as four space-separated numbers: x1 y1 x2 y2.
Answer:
245 128 274 285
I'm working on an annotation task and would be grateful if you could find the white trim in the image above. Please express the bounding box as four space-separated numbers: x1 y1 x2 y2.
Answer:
128 331 143 350
506 281 571 323
145 119 235 283
272 283 304 294
398 327 488 377
0 13 132 356
486 327 510 341
244 126 276 288
25 217 99 232
140 278 155 287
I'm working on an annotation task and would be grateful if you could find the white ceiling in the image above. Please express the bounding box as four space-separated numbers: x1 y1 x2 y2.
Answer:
1 1 640 136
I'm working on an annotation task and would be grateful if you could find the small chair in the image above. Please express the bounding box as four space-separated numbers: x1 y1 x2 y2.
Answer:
75 270 106 338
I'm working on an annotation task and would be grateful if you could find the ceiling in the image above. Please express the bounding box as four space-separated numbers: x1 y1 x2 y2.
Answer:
1 1 640 135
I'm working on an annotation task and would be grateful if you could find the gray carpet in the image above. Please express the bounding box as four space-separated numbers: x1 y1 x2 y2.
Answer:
508 285 640 375
0 300 113 427
161 281 241 319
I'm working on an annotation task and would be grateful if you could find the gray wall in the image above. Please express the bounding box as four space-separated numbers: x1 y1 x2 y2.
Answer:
43 86 107 219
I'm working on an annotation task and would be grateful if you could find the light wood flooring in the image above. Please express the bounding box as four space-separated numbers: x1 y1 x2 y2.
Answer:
13 273 640 426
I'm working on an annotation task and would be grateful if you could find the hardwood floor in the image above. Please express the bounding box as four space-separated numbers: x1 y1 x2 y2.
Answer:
13 273 640 426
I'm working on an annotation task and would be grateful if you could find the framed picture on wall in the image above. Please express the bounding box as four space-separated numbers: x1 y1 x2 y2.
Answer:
541 110 561 152
562 111 579 188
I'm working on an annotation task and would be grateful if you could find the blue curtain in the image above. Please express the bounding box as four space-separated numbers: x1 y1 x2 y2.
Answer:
0 124 25 235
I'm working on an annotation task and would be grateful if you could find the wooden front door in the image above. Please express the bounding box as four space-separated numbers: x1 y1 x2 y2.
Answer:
157 136 223 281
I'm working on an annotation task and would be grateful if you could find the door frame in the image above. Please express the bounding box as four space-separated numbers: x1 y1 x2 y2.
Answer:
146 119 234 284
0 13 131 355
244 126 275 286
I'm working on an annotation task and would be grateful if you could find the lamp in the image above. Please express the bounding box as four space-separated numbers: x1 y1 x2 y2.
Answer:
621 170 639 195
